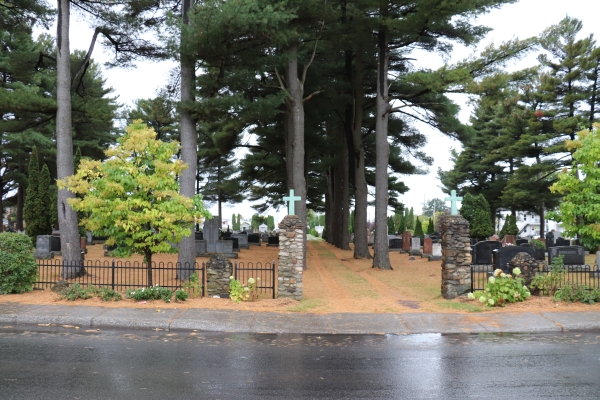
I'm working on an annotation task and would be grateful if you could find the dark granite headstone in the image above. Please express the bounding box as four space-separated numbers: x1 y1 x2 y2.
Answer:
248 234 260 246
472 241 502 265
222 232 232 239
555 238 570 247
493 246 536 271
194 231 203 240
231 233 249 249
195 240 207 256
516 239 527 246
389 238 402 250
50 235 61 252
267 236 279 247
548 246 585 265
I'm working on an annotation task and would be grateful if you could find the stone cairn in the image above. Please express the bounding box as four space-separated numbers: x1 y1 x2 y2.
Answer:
441 214 472 299
206 253 233 298
508 252 542 289
277 215 304 300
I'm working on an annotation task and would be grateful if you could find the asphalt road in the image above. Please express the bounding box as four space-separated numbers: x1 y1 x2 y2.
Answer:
1 327 599 399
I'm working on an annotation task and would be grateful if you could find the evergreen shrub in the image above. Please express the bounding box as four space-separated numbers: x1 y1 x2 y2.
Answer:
0 232 38 294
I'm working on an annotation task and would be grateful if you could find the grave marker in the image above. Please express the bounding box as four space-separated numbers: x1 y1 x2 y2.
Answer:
410 237 422 256
267 236 280 247
231 233 249 249
402 231 412 252
389 238 402 251
472 241 502 265
422 237 433 256
548 246 585 266
428 243 442 261
204 218 220 253
494 246 536 272
248 234 261 246
555 238 570 247
34 235 53 259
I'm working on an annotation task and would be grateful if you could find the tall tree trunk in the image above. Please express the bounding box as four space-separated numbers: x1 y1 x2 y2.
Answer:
351 46 370 259
177 0 197 279
16 180 24 230
56 0 81 275
539 202 545 239
145 249 153 287
284 102 294 190
372 22 392 270
286 42 307 269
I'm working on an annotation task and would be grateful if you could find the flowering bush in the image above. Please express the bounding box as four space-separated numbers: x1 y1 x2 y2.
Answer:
126 286 173 303
468 268 531 307
229 276 261 303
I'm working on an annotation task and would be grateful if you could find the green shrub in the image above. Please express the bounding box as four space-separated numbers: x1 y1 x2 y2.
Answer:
531 255 565 296
554 284 600 304
0 232 38 294
126 286 173 303
58 283 122 301
175 289 188 302
529 239 546 249
182 273 202 298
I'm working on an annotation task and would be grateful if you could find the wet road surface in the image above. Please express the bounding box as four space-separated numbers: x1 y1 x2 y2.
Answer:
1 326 599 399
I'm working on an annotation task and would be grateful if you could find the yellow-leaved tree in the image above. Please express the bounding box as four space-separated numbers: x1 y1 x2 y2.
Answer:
58 120 210 286
548 123 600 251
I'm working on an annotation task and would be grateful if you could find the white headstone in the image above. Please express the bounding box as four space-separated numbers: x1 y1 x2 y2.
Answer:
259 223 268 232
410 237 422 256
432 243 442 256
315 226 324 235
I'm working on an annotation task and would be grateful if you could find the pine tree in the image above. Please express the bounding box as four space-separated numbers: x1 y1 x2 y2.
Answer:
231 213 237 231
406 207 415 230
387 216 395 234
397 215 406 235
500 215 519 238
414 217 424 238
23 147 40 232
459 193 477 226
266 215 275 231
38 164 52 235
471 209 494 240
427 217 435 235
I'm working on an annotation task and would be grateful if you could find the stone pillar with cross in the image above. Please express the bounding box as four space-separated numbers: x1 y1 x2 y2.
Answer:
283 189 302 216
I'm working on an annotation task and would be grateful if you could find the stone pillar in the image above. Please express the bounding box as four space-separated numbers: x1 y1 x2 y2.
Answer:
278 215 304 300
206 254 233 298
441 215 472 299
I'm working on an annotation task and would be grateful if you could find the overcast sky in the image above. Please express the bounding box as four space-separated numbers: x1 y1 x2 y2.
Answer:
46 0 599 224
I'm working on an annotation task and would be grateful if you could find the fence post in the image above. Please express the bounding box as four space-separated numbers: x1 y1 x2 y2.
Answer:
111 259 115 291
234 261 238 280
202 261 205 297
272 260 276 299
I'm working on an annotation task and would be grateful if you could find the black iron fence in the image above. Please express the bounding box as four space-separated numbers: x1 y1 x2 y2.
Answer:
471 264 600 292
36 259 205 295
233 261 276 299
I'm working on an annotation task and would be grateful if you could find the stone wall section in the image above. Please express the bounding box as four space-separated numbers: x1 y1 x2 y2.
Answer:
278 215 304 300
206 254 233 298
441 215 472 299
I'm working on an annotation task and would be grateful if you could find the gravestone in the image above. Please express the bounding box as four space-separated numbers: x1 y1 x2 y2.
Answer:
261 232 269 243
389 238 402 251
195 240 207 256
216 240 238 258
231 233 249 249
516 239 527 246
267 236 280 247
503 235 515 245
50 235 61 253
223 237 239 252
204 218 220 253
472 241 502 265
248 234 261 246
548 246 585 266
422 237 433 256
428 243 442 261
222 231 232 239
195 231 204 240
34 235 53 259
555 238 570 247
545 231 555 247
410 237 422 256
494 246 536 272
86 231 93 244
402 231 412 252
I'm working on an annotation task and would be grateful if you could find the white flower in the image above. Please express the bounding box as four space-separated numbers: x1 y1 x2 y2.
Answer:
248 278 255 284
468 293 475 300
479 296 487 303
229 276 234 280
494 269 503 277
244 287 249 291
512 267 521 276
488 276 496 284
522 285 528 291
488 299 495 306
501 273 507 278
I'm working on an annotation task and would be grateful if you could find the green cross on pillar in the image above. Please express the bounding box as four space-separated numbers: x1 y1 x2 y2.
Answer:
283 189 302 215
445 190 463 216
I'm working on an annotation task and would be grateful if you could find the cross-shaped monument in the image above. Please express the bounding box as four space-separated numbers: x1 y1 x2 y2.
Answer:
283 189 301 215
445 190 463 216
